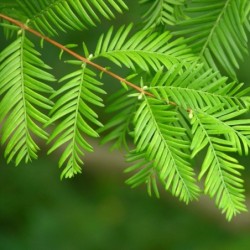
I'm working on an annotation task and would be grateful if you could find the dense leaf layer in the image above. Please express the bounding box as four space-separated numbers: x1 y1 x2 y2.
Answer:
148 63 250 110
139 0 185 28
173 0 250 79
0 0 249 221
191 107 249 220
128 96 200 203
13 0 128 36
99 88 137 150
93 24 196 72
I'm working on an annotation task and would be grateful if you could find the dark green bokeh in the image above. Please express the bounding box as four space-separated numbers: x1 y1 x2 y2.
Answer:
1 1 250 249
1 152 250 250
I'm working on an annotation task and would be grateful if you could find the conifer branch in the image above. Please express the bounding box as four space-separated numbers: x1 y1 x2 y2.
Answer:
1 1 249 220
0 14 188 113
0 13 152 97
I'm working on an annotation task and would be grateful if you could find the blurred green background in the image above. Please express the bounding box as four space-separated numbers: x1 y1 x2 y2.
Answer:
1 1 250 249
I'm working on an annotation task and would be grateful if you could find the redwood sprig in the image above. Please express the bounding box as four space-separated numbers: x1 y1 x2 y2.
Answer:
0 13 153 97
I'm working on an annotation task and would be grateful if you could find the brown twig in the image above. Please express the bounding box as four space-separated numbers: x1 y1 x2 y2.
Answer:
0 14 193 113
0 13 154 97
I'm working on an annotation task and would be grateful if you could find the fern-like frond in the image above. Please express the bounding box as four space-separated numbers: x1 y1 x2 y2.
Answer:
131 96 200 203
125 149 160 198
46 62 105 178
191 106 250 156
190 107 248 220
149 63 250 110
139 0 185 28
0 32 55 165
173 0 250 79
14 0 128 36
98 88 137 150
93 24 196 72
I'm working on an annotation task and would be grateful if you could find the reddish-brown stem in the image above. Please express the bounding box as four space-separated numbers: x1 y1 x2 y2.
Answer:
0 14 193 114
0 13 154 97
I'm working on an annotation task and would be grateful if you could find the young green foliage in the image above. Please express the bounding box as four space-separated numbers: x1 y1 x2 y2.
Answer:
139 0 185 28
93 23 196 72
119 64 250 219
46 62 106 179
131 95 200 203
8 0 128 36
191 107 249 220
172 0 250 79
0 0 250 221
0 31 55 165
98 88 137 150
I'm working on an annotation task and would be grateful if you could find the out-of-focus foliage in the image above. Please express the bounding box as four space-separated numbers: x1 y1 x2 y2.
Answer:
0 157 250 250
